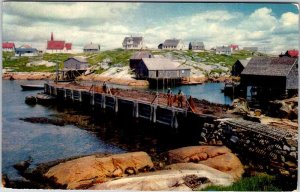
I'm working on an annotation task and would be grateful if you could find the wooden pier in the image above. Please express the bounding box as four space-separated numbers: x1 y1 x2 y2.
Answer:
44 82 223 129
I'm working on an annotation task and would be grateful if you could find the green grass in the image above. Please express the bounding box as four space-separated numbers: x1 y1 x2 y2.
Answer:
2 49 257 73
201 174 281 191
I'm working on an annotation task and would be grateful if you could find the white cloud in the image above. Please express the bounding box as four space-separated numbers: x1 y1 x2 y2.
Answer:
2 4 298 53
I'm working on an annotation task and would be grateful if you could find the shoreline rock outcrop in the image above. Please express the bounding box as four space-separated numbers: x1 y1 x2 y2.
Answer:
44 151 154 189
166 146 244 180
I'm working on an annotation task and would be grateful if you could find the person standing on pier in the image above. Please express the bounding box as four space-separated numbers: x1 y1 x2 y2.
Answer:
177 89 184 108
103 81 107 93
167 88 173 107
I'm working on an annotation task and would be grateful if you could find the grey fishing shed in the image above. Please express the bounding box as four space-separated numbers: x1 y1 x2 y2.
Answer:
135 58 190 79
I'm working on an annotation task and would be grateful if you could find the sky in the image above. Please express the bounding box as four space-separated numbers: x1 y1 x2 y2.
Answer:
2 2 299 54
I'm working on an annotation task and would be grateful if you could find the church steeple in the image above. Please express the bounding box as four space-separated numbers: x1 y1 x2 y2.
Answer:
51 32 54 41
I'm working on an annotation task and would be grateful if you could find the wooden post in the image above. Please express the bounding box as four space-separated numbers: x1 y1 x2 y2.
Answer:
71 90 74 101
64 89 67 99
115 97 118 113
152 105 157 123
102 94 106 109
79 91 82 102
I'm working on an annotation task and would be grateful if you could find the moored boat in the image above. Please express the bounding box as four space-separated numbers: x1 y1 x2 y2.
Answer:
20 84 44 91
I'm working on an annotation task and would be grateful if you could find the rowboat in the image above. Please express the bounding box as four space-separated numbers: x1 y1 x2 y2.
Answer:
20 84 44 91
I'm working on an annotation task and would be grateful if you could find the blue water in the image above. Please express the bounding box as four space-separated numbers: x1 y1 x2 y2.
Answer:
2 80 232 180
152 83 233 105
2 80 125 180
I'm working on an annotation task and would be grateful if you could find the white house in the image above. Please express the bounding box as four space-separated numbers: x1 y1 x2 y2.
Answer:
122 36 144 50
162 39 184 50
216 46 231 56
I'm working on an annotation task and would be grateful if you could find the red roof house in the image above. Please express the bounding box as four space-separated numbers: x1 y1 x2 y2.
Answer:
2 42 15 51
65 43 72 50
287 50 298 58
46 32 72 52
230 44 239 51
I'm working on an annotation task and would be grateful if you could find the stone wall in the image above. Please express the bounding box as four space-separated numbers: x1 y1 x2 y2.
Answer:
199 118 298 179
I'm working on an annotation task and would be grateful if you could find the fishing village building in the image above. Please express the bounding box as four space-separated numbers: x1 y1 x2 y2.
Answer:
216 46 231 55
240 56 298 97
122 36 144 50
46 32 72 53
83 43 100 53
129 51 153 70
15 45 38 57
2 42 15 52
189 41 205 51
135 58 190 81
230 44 239 51
231 59 250 76
162 39 184 50
61 56 89 80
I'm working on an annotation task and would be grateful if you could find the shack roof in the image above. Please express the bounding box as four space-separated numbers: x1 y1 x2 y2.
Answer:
142 58 190 71
65 56 87 63
130 51 152 60
163 39 182 47
123 37 143 45
239 59 250 67
84 43 100 50
241 56 297 77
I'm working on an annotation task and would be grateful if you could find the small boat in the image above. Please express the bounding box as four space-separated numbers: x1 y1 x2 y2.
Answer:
21 84 44 91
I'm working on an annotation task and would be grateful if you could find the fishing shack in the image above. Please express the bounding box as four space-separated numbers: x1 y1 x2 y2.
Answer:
129 51 153 70
240 56 298 98
60 56 89 81
135 57 190 86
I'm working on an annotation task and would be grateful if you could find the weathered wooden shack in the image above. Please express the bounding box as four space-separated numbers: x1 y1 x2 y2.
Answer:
61 56 89 80
240 56 298 97
135 58 190 80
129 51 153 70
231 59 250 76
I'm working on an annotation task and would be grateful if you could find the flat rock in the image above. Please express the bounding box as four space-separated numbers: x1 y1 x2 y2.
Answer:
89 164 234 191
167 146 244 179
44 151 153 189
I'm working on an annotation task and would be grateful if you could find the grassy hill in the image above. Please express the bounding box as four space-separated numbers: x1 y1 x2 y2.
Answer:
2 49 256 75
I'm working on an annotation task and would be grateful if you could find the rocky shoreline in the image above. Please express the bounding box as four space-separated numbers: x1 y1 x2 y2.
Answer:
2 72 233 86
3 146 244 190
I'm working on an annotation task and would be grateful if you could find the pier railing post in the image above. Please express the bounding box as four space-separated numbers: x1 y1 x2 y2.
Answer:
115 97 118 113
152 105 157 123
101 94 106 109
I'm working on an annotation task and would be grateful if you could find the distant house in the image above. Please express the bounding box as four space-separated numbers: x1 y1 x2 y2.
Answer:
230 44 239 51
129 51 153 70
83 42 100 53
62 56 89 80
2 42 15 52
241 56 298 94
243 47 258 52
216 46 231 55
189 41 205 51
122 36 144 50
280 49 299 58
46 32 72 53
15 45 38 57
135 58 190 79
231 59 250 76
162 39 184 50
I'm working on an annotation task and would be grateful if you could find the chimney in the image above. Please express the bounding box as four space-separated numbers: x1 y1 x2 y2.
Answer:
51 32 54 41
